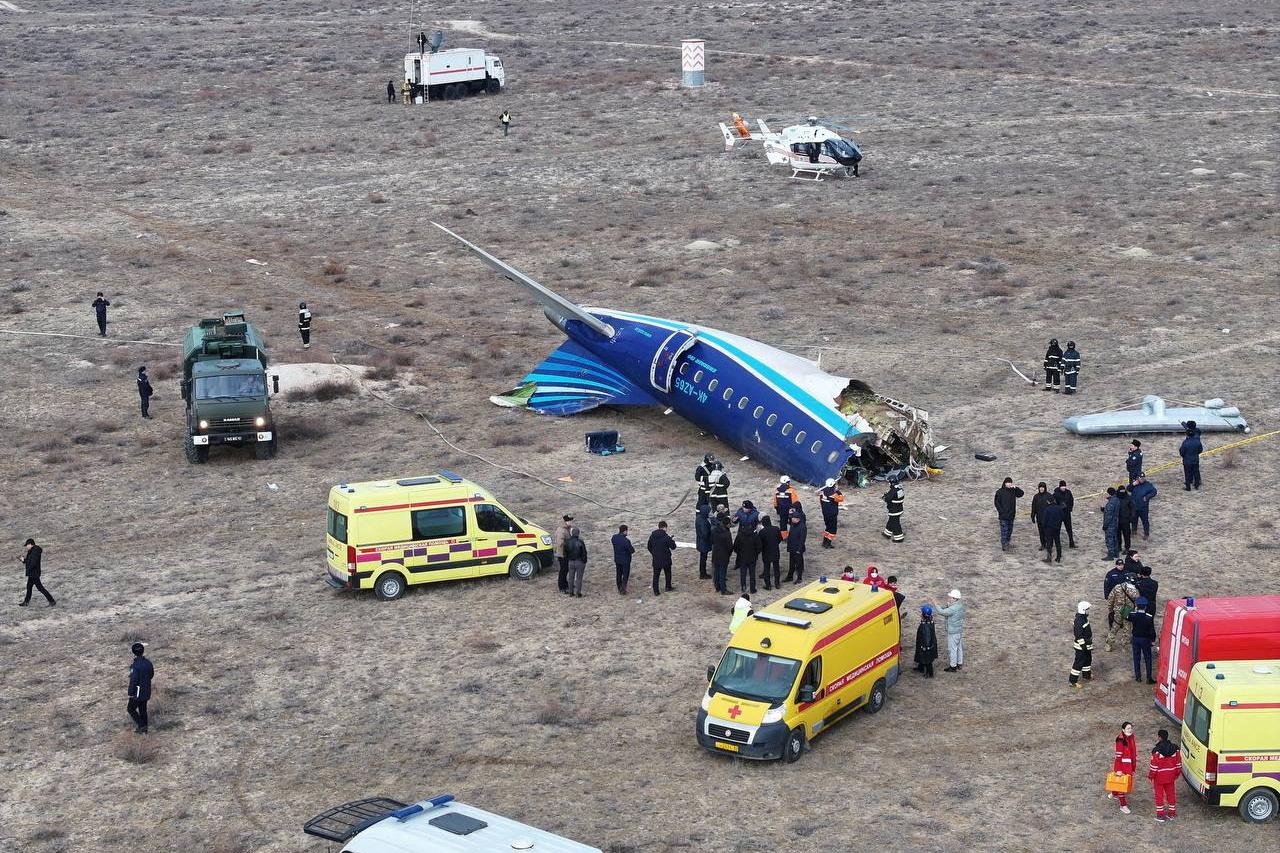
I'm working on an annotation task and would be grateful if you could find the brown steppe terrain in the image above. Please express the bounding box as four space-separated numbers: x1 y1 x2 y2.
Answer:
2 1 1278 851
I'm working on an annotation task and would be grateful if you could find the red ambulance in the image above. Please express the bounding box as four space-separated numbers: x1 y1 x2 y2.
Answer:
1155 595 1280 722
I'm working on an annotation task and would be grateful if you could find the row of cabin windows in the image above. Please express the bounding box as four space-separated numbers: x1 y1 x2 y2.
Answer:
679 359 843 464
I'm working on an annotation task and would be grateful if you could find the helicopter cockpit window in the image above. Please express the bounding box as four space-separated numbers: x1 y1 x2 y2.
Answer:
826 138 859 159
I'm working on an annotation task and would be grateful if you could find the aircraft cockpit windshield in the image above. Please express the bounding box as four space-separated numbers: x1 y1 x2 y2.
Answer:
825 137 860 160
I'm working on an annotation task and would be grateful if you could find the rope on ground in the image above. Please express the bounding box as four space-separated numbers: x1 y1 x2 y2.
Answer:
329 359 691 519
1078 429 1280 500
0 328 181 347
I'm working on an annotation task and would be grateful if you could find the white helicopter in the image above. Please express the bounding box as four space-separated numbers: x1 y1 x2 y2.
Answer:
719 113 865 181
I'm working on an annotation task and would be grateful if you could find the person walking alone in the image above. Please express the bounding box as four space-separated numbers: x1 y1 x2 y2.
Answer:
127 642 154 734
386 79 396 103
297 302 312 349
1180 421 1203 491
881 475 905 543
647 520 677 596
1148 729 1182 822
611 524 634 595
758 515 781 590
1110 722 1137 814
994 478 1025 552
136 366 154 419
934 590 965 672
499 110 512 137
1129 598 1157 683
1054 480 1077 548
1070 601 1094 688
18 538 55 607
914 605 938 677
92 292 110 336
784 510 807 584
554 515 574 594
565 527 588 597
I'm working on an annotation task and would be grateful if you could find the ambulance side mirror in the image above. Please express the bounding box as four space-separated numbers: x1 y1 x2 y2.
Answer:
798 685 816 704
272 375 280 395
706 665 715 683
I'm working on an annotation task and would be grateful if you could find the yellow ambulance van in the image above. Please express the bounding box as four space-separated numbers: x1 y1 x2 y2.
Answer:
1180 659 1280 823
697 577 901 762
325 472 554 601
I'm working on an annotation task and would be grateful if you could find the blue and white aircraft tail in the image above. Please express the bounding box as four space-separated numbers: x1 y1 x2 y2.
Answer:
434 223 944 486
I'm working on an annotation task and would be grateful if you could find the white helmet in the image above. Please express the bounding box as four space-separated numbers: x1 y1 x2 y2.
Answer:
948 589 961 600
1077 601 1091 614
779 475 790 484
825 478 836 487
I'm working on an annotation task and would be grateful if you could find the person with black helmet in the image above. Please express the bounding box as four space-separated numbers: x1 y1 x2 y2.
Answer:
18 538 55 607
1043 338 1063 392
136 365 154 419
127 642 154 733
694 454 716 508
707 463 730 509
297 302 312 349
1061 341 1081 394
882 474 905 542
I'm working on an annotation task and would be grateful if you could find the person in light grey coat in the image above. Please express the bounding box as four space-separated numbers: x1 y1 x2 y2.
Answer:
932 589 966 672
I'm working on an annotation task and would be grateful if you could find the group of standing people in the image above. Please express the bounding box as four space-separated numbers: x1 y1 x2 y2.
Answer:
1109 723 1183 821
1041 338 1082 394
995 477 1077 561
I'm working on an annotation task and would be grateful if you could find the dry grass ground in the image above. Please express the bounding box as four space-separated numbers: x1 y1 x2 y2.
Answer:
1 1 1278 851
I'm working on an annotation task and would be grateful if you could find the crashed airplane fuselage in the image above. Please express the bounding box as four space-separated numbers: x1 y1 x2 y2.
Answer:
434 223 944 486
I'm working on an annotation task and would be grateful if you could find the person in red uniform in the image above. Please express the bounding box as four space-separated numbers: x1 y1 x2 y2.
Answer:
1110 721 1137 814
1148 728 1182 822
860 565 886 588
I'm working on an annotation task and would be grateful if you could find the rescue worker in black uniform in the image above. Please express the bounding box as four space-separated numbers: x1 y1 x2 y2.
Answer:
707 465 729 511
136 366 154 419
818 478 843 548
694 454 716 508
1054 480 1077 548
881 475 905 543
773 476 797 538
1061 341 1081 394
1043 338 1063 392
298 302 312 349
1070 601 1094 687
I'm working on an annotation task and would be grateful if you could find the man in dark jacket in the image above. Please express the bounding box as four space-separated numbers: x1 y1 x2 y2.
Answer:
1070 601 1093 687
709 516 733 595
386 79 396 103
1054 480 1077 548
784 510 807 584
1030 482 1051 549
298 302 312 349
1134 565 1158 616
733 514 760 595
127 642 154 733
694 503 712 580
1103 559 1131 605
647 521 677 596
1128 599 1157 683
994 478 1025 551
1125 440 1143 483
915 605 938 677
611 524 634 595
758 516 782 590
19 538 55 606
92 292 110 336
1040 495 1065 563
136 366 154 419
1043 338 1062 392
1101 487 1120 561
1129 474 1157 539
1179 423 1203 490
1115 486 1136 553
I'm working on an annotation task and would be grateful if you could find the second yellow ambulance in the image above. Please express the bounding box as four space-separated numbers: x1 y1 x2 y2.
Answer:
697 578 900 762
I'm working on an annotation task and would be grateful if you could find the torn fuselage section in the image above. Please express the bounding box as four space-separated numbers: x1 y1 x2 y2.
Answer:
837 382 946 484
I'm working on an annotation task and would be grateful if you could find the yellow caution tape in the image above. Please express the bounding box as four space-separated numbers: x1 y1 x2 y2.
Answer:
1080 429 1280 499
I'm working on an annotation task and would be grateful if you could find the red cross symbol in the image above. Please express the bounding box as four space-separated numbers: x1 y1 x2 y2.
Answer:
728 704 742 719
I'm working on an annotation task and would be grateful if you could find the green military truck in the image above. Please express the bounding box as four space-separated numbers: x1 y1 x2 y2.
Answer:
181 311 279 463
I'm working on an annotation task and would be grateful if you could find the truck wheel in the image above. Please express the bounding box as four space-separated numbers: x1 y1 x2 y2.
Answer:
185 439 208 464
373 570 407 601
863 678 887 714
783 727 805 763
1239 787 1278 823
486 78 501 94
508 553 538 580
445 84 460 100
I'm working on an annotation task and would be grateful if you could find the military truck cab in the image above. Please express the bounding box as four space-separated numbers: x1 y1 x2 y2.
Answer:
181 311 278 463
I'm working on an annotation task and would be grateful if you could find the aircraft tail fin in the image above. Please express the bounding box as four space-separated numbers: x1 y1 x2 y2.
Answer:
490 339 657 416
432 222 615 339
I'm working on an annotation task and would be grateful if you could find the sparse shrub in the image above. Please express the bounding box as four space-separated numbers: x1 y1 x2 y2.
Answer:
367 191 388 204
72 433 97 445
114 733 160 765
469 634 501 653
229 141 253 154
201 143 222 155
162 244 186 260
1220 448 1237 468
364 359 399 381
286 379 357 402
42 452 69 465
152 362 178 381
534 699 565 725
281 418 331 441
322 259 347 277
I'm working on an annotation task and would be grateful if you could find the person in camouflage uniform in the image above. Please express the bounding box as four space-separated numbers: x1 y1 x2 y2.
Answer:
1105 581 1139 652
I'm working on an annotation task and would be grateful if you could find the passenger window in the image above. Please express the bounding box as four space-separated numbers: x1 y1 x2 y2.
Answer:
722 387 733 401
766 414 778 427
827 450 840 464
327 507 348 543
798 656 822 699
475 503 521 534
781 422 793 437
693 370 704 383
811 440 822 454
679 361 689 375
795 430 806 444
738 396 749 410
411 506 467 540
752 405 764 419
708 378 719 393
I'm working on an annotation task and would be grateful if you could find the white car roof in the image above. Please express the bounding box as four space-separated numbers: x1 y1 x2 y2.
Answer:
343 800 601 853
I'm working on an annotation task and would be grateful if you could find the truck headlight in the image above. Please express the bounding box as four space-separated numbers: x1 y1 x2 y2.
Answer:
255 416 266 427
761 705 785 724
198 420 208 430
701 692 712 712
540 534 552 546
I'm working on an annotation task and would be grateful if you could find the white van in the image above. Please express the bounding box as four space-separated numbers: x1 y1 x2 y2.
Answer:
304 795 600 852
